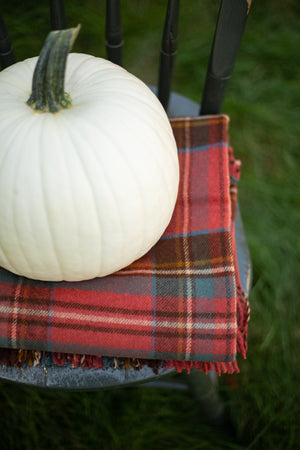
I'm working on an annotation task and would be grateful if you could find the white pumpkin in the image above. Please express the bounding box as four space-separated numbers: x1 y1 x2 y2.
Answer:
0 27 179 282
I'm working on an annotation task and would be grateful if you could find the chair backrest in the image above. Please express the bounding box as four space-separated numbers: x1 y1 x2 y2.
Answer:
0 0 250 115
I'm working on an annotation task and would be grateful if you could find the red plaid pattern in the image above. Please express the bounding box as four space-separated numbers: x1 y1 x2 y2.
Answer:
0 115 249 374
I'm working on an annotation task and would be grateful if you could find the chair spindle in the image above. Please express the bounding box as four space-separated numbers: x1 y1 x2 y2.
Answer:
105 0 123 66
0 13 15 70
158 0 180 111
200 0 249 115
50 0 67 30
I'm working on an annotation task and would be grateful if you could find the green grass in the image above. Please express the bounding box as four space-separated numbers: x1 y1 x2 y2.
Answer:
1 1 299 448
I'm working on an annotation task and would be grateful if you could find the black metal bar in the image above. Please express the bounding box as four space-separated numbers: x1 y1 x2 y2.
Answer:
200 0 249 115
157 0 180 111
105 0 123 66
0 13 15 70
50 0 67 30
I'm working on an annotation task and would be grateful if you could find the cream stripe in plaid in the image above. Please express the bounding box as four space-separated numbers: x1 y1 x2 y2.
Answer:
0 306 237 330
118 265 235 276
11 279 23 348
183 119 193 358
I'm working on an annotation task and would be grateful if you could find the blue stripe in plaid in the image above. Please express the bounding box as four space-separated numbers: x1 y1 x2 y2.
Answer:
151 248 157 357
161 227 231 240
178 142 228 154
152 351 235 362
59 276 154 296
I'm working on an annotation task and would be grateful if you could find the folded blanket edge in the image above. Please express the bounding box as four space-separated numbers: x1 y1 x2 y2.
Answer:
0 347 241 376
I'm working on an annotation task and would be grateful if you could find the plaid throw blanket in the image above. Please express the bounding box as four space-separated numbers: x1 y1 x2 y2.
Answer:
0 115 249 375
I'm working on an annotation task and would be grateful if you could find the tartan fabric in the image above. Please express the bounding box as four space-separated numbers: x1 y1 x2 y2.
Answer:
0 115 249 374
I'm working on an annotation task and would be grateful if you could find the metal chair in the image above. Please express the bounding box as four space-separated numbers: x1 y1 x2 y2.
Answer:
0 0 252 403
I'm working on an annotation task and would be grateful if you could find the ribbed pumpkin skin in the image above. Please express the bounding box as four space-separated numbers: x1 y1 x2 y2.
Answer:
0 54 179 281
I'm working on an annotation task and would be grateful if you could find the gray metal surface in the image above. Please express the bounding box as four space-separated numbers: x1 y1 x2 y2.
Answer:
235 203 252 295
0 359 170 391
150 86 200 117
0 91 252 390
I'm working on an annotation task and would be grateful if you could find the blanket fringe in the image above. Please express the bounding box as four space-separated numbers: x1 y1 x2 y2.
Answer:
164 359 240 375
0 349 240 376
0 348 42 368
236 284 250 360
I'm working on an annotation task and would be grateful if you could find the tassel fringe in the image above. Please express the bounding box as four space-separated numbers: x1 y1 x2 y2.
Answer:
0 348 242 375
236 284 250 359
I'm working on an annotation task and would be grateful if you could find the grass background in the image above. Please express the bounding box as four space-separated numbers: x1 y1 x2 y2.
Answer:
0 0 299 448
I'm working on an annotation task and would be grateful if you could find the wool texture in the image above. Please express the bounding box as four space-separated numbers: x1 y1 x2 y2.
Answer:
0 115 250 374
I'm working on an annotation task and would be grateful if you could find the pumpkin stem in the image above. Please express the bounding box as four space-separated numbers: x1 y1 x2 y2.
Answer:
27 25 80 113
